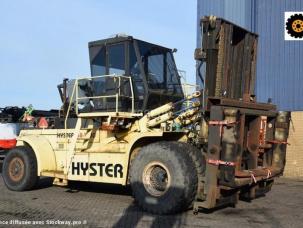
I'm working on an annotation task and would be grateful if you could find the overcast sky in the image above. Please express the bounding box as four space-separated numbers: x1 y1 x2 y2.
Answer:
0 0 197 109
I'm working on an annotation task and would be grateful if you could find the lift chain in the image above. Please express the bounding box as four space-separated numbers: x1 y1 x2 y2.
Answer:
208 120 239 137
249 168 272 185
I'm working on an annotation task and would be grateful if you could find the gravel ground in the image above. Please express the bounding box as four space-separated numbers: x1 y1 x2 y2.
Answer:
0 161 302 228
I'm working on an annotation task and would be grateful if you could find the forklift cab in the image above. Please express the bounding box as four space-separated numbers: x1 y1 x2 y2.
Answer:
88 35 184 113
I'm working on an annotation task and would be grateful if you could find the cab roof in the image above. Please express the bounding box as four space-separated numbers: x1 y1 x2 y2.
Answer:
88 34 172 52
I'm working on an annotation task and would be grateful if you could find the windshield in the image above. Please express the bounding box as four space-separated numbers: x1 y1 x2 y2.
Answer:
137 40 182 94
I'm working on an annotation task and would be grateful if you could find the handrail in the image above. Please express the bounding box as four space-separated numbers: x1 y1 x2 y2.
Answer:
76 74 132 81
64 79 76 129
77 95 118 100
129 77 135 113
64 74 135 127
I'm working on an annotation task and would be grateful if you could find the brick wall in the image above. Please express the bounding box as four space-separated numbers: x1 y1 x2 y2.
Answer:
284 111 303 177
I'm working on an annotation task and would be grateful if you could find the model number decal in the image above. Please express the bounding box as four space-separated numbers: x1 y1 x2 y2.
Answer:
57 133 74 138
57 133 96 138
71 162 123 178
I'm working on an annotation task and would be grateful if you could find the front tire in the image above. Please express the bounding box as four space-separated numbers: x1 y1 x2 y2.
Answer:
2 146 38 191
129 142 198 214
170 142 206 204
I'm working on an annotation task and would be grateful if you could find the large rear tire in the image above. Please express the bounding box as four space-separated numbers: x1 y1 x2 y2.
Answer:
129 141 198 214
2 146 38 191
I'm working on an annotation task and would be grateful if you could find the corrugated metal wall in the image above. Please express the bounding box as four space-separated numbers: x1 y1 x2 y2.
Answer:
196 0 254 48
197 0 303 111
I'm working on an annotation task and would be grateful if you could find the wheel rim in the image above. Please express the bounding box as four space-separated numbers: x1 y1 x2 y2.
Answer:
8 157 25 182
292 19 303 33
142 161 171 197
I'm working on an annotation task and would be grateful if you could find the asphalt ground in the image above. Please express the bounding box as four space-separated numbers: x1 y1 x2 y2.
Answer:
0 160 302 228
